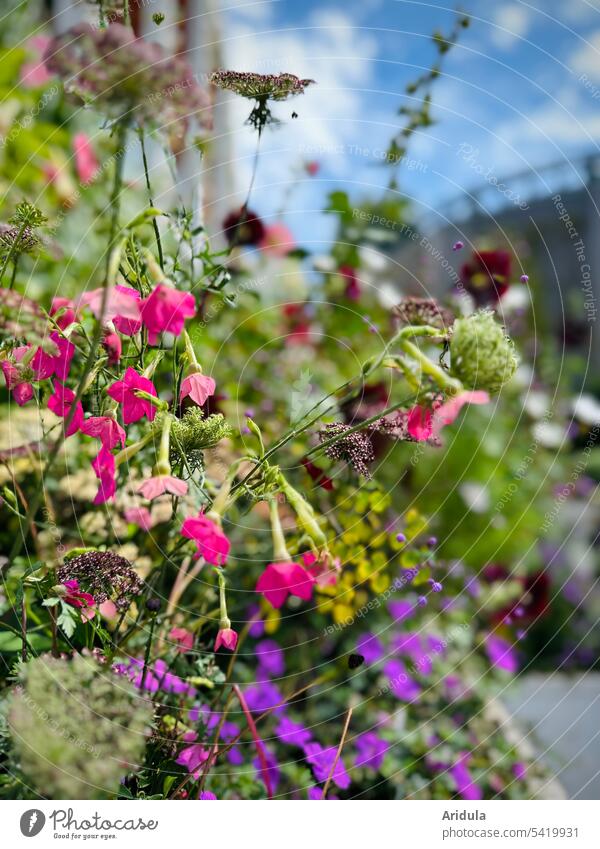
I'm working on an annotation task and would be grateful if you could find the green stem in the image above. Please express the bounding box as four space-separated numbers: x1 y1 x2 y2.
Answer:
0 219 28 286
138 127 164 269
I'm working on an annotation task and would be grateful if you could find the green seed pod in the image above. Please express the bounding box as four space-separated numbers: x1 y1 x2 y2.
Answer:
449 310 518 394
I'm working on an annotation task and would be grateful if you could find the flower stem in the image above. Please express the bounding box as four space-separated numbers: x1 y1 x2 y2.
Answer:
138 127 164 269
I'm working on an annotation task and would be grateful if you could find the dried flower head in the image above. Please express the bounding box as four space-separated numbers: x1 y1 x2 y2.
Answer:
7 654 153 799
45 23 211 130
392 297 454 332
449 310 519 394
211 70 315 130
319 423 375 478
0 223 39 258
58 550 143 611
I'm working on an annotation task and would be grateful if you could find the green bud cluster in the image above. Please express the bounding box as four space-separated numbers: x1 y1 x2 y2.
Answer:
449 310 518 394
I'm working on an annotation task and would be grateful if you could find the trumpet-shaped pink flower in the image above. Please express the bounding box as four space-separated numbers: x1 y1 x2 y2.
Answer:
79 286 142 325
92 446 116 504
47 381 83 435
80 415 126 450
32 332 75 381
176 742 211 778
103 330 122 364
169 627 194 653
50 297 77 330
215 627 238 652
112 285 142 336
2 346 34 406
140 284 196 344
256 561 316 609
407 405 433 441
107 367 158 424
431 390 489 436
124 506 155 531
72 132 99 184
138 475 188 500
181 512 230 566
179 372 216 407
258 222 295 257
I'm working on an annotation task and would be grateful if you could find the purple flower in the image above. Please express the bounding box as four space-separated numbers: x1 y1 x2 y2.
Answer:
176 743 210 778
485 634 518 673
303 743 351 790
451 752 482 800
513 762 527 781
384 659 421 702
255 639 285 677
275 716 313 748
388 600 414 622
243 680 284 714
356 632 384 664
118 658 196 697
199 791 217 800
354 732 388 770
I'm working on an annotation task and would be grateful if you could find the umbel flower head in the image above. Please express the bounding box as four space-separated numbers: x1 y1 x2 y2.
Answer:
211 70 315 131
7 654 153 800
392 296 455 332
449 310 519 394
45 23 211 130
58 550 143 611
319 422 375 478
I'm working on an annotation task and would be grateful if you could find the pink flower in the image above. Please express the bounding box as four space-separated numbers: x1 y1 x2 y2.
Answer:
50 297 77 330
124 506 155 531
339 265 361 301
47 381 83 436
103 330 122 364
169 627 194 653
256 561 316 609
72 132 99 184
305 161 320 176
181 512 230 566
62 579 96 611
176 743 211 778
179 372 216 407
2 347 34 406
80 416 126 450
258 223 295 257
32 332 75 381
215 627 238 652
431 390 489 436
79 287 142 325
138 475 188 500
92 446 116 504
20 35 51 87
107 367 158 424
140 284 196 344
407 405 433 441
112 286 142 336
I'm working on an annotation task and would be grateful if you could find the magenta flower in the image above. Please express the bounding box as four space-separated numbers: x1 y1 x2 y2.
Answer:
258 222 295 257
485 633 518 673
50 297 77 330
215 627 238 651
431 390 489 437
179 372 216 407
32 332 75 381
176 743 211 778
303 742 351 789
199 791 217 800
256 561 316 609
80 416 126 450
124 506 155 531
112 285 142 336
1 346 34 406
102 330 122 365
61 579 96 611
406 405 433 441
181 512 230 566
450 752 483 800
92 446 116 504
79 286 142 325
47 380 83 435
72 132 99 184
107 367 158 424
140 284 196 344
169 627 194 653
138 475 188 500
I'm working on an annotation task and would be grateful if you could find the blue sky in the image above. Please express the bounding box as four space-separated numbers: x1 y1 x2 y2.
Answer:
214 0 600 243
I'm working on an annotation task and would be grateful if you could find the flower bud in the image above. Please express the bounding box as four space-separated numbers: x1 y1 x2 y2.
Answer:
449 310 518 394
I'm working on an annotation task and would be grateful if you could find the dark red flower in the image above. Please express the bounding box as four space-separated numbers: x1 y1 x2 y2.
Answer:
223 208 265 247
302 458 334 490
461 249 512 305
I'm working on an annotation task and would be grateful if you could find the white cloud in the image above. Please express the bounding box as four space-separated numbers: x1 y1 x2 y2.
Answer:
490 4 533 49
570 29 600 80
